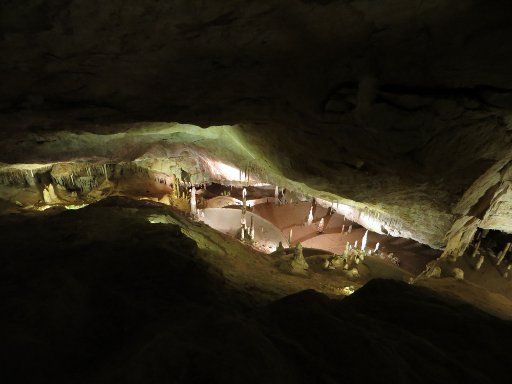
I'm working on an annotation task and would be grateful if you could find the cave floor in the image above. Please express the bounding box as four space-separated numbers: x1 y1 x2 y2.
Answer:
2 175 512 319
4 196 511 320
253 201 439 275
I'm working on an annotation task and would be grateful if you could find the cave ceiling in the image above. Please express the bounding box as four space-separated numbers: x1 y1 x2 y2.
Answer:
1 0 512 247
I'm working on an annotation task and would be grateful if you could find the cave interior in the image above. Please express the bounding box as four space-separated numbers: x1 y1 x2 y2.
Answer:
2 1 512 383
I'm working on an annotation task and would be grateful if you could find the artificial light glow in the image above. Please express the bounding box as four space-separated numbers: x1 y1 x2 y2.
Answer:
65 204 89 210
203 159 242 181
147 214 174 224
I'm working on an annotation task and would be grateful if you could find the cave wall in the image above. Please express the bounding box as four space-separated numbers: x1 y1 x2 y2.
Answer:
2 1 512 248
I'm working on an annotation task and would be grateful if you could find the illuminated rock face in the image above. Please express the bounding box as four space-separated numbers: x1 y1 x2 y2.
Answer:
442 153 512 260
198 208 288 253
0 1 512 250
42 184 59 204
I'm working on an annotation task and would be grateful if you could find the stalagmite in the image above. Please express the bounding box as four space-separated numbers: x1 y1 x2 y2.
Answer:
361 230 368 251
429 266 442 278
240 211 246 228
475 254 485 271
307 206 313 226
374 242 380 252
348 225 352 233
496 242 511 266
354 240 358 249
103 164 108 181
452 268 464 280
317 218 325 233
249 216 255 240
274 185 279 204
43 183 59 204
276 242 285 256
471 240 481 258
290 243 309 272
289 228 293 245
504 265 512 279
342 225 345 233
242 187 247 211
190 186 197 215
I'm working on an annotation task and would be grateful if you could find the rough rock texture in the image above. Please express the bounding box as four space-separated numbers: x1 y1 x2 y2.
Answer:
442 152 512 259
2 1 512 247
1 201 511 383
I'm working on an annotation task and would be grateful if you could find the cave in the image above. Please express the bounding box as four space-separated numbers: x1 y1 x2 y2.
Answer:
2 1 512 383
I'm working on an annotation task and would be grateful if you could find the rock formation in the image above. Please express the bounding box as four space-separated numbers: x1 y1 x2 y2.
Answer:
290 243 309 274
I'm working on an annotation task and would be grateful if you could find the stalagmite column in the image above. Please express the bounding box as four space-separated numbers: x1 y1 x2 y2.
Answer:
475 254 485 271
348 225 352 233
240 210 246 240
317 218 325 233
354 240 358 249
43 184 59 204
103 164 108 181
242 187 247 212
307 206 313 226
43 187 51 204
374 242 380 252
289 228 293 245
471 240 481 258
190 186 197 215
291 242 309 271
361 230 368 251
274 185 279 204
497 242 511 266
341 225 345 233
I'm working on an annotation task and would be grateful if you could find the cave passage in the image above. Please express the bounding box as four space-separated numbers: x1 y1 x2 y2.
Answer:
0 156 440 284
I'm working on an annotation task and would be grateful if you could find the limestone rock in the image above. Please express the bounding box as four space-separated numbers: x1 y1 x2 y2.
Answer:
290 243 309 274
452 268 464 281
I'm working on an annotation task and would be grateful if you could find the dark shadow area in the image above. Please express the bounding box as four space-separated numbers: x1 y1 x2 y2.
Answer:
0 199 510 383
